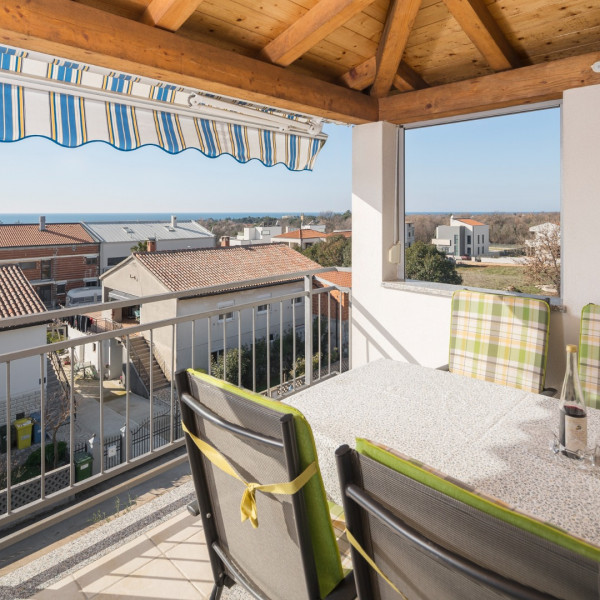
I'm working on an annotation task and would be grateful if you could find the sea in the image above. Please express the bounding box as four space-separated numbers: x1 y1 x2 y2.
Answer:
0 212 293 224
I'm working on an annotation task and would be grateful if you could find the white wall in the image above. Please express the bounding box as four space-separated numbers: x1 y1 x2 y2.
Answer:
0 325 47 408
175 282 307 372
352 98 600 390
352 122 451 368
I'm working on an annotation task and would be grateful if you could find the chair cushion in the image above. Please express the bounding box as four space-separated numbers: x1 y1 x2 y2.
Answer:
187 369 345 599
356 437 600 564
449 289 550 393
580 303 600 409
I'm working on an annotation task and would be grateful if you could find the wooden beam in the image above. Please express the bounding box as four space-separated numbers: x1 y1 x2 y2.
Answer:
371 0 421 98
261 0 376 67
340 56 427 91
141 0 204 32
442 0 520 71
0 0 377 124
379 51 600 124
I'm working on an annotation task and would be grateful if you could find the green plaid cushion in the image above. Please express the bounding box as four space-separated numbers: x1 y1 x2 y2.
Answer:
579 304 600 409
449 290 550 393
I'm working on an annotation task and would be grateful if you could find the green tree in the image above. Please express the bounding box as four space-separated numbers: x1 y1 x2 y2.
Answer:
130 240 148 253
405 241 462 285
302 235 351 267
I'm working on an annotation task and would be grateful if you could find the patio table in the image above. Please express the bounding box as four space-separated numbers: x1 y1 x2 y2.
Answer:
287 359 600 548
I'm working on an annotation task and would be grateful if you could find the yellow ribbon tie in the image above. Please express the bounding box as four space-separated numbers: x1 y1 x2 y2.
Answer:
182 421 317 529
346 528 408 599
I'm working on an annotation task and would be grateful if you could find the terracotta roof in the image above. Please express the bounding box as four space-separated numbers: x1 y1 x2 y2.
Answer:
316 271 352 288
455 218 486 227
0 223 95 247
327 231 352 238
134 244 322 292
272 229 326 240
0 265 47 318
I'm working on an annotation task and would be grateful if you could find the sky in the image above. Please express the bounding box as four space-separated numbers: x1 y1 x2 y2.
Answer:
0 107 560 214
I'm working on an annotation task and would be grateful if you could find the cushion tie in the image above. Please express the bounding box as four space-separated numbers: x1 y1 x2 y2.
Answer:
182 421 317 528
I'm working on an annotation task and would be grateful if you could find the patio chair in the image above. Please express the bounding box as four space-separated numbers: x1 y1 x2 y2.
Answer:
447 289 552 394
579 303 600 409
175 369 356 600
336 439 600 600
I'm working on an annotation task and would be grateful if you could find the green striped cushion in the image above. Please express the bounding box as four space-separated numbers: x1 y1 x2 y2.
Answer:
579 303 600 409
449 290 550 393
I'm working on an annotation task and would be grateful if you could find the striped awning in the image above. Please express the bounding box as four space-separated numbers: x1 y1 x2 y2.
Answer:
0 46 327 171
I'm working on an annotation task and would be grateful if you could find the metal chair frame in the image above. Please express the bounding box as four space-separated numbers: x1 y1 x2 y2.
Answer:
335 445 559 600
176 371 355 600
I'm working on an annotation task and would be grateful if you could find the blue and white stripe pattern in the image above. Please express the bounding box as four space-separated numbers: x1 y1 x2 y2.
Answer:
0 45 327 170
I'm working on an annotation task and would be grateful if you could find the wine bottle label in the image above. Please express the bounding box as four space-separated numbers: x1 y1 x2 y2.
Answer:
565 415 587 453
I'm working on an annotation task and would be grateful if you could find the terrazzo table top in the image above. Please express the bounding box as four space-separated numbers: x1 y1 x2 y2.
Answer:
288 359 600 548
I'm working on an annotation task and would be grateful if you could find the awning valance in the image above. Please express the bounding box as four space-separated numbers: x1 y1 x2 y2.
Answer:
0 46 327 171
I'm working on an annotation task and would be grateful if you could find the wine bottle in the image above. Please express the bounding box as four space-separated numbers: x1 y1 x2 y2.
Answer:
559 344 587 458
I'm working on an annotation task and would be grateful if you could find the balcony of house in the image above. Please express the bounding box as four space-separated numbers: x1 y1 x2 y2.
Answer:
0 269 352 598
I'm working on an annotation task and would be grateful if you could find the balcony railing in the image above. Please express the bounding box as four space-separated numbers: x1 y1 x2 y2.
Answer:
0 269 351 547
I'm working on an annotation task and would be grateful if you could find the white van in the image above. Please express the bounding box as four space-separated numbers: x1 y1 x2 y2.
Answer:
65 286 103 306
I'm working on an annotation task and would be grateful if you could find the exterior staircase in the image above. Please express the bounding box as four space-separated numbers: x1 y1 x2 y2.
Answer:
128 335 170 394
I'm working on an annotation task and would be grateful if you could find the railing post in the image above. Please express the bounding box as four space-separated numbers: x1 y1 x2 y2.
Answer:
304 275 313 387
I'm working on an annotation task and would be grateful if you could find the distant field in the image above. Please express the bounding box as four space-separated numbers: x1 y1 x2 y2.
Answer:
456 264 547 295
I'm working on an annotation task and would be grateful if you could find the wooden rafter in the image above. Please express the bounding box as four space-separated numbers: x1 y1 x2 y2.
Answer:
371 0 422 98
0 0 377 124
340 56 427 92
379 50 600 124
442 0 520 71
141 0 204 32
261 0 377 67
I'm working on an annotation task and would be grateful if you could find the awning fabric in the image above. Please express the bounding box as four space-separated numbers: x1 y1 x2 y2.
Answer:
0 46 327 171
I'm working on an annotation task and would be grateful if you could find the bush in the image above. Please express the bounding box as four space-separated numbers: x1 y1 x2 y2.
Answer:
25 441 68 472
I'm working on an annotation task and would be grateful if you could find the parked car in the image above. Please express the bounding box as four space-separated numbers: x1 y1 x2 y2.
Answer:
460 255 472 261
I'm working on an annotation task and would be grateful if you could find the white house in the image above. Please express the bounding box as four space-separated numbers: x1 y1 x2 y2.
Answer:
405 222 415 248
100 244 322 379
229 225 283 246
271 228 328 250
82 216 215 273
0 265 48 427
432 216 490 258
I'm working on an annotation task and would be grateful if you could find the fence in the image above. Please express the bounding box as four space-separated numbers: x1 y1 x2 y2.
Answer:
0 268 351 536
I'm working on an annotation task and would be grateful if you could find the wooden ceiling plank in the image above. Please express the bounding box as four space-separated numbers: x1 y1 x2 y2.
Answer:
340 55 428 91
370 0 422 98
442 0 520 71
261 0 377 67
379 50 600 123
141 0 205 31
0 0 377 124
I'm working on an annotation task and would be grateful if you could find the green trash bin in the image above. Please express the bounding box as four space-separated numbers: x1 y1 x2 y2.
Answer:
13 418 33 450
74 452 93 482
0 424 6 453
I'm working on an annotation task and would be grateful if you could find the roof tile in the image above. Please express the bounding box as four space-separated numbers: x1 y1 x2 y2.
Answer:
272 230 326 240
316 271 352 288
134 243 322 292
0 265 47 318
0 223 95 247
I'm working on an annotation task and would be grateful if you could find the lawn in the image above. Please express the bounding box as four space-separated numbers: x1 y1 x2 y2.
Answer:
455 264 549 295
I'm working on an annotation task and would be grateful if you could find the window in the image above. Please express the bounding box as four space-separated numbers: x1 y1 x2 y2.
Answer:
19 261 36 270
262 229 270 235
107 256 127 267
40 260 52 279
85 279 99 287
85 256 98 265
404 108 560 295
293 297 303 305
218 311 234 322
36 284 52 304
55 283 66 295
257 304 269 314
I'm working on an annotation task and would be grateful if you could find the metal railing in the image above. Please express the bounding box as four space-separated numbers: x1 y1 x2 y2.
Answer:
0 268 351 544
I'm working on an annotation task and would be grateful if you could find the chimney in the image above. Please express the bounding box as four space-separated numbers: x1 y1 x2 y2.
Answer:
39 216 46 231
170 215 177 228
220 236 230 247
147 237 157 252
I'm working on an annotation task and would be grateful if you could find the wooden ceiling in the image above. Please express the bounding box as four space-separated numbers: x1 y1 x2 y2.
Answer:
1 0 600 124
